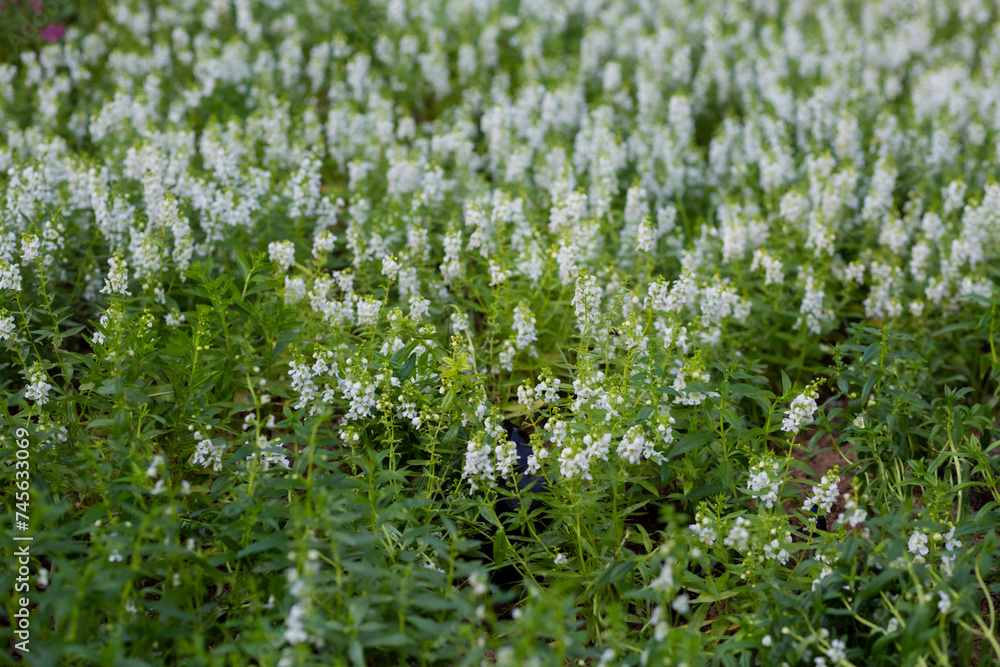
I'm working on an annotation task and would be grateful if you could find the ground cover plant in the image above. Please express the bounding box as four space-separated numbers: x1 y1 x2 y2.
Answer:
1 0 1000 665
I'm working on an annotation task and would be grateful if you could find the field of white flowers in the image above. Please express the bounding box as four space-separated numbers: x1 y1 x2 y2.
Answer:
1 0 1000 664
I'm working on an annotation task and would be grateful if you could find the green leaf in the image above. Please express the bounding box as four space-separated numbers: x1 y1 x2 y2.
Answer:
349 641 365 667
861 371 879 402
683 484 724 501
593 557 635 590
729 383 775 401
635 404 655 423
667 430 716 459
125 389 151 404
886 350 922 361
861 342 881 365
397 353 417 380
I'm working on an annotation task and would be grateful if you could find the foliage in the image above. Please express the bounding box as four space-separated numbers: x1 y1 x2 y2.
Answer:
1 1 1000 665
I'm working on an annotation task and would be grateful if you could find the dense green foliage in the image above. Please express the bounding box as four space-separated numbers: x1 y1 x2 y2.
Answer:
1 1 1000 665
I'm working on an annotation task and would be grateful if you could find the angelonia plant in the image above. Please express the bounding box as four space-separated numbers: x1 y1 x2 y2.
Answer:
1 0 1000 666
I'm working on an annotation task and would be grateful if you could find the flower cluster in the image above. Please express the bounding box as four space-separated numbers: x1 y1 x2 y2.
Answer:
782 383 821 435
747 459 783 509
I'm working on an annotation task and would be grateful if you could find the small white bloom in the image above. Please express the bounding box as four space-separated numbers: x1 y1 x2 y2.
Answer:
907 530 930 562
268 241 296 271
312 230 336 257
24 368 53 406
0 313 15 341
650 558 674 593
0 260 22 292
488 260 510 286
572 273 602 327
381 255 401 282
944 526 962 551
20 234 40 264
782 387 819 435
826 638 846 662
469 570 488 596
100 255 131 296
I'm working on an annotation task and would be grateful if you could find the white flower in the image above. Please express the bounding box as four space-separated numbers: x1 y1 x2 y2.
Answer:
650 558 674 593
534 379 559 403
284 276 306 304
451 311 469 332
488 260 510 286
468 570 488 596
20 234 40 264
723 516 751 551
751 249 784 285
937 591 951 614
748 459 783 508
907 530 930 562
689 515 717 546
763 538 791 565
381 255 401 282
944 526 962 551
637 217 656 252
0 313 15 341
796 270 833 334
24 369 53 405
494 437 517 479
802 470 840 515
439 229 464 284
557 444 592 480
190 436 225 472
512 303 537 350
284 601 309 645
409 294 431 321
312 230 336 257
100 255 131 296
268 241 295 271
554 553 568 566
826 639 846 662
0 260 21 292
836 495 868 528
672 368 719 406
617 426 662 464
572 273 601 327
356 297 381 326
516 382 534 406
461 438 495 491
782 388 819 435
146 454 165 478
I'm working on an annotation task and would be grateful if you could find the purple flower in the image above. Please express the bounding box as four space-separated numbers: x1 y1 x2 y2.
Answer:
40 23 65 42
